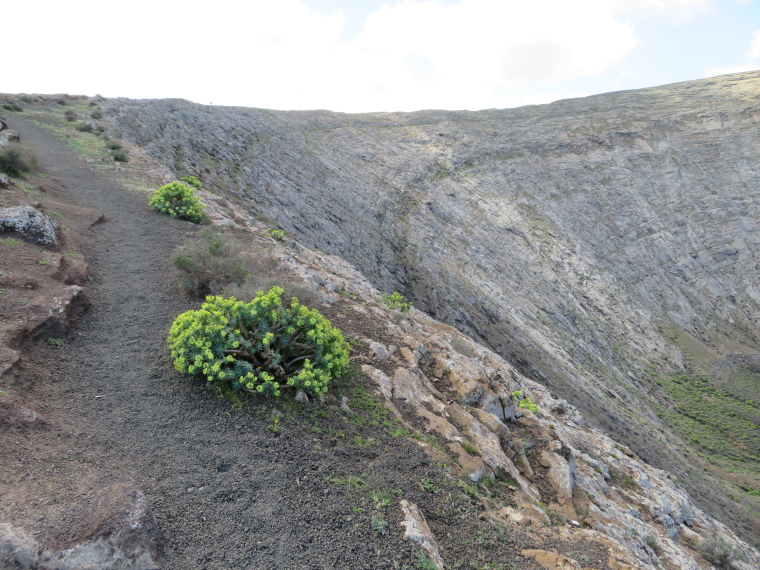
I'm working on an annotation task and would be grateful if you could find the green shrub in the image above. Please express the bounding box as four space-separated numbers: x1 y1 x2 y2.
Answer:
111 149 128 162
64 109 78 122
179 175 203 191
2 103 23 112
172 229 248 297
167 287 350 397
266 228 285 242
149 182 204 222
75 122 93 132
381 291 410 313
699 535 745 568
106 141 122 150
512 390 539 412
90 109 103 120
0 143 38 176
19 95 34 104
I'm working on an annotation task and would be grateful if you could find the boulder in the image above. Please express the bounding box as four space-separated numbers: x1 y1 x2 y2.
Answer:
0 204 59 247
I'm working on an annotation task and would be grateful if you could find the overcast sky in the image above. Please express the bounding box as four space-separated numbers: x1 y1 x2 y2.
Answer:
5 0 760 113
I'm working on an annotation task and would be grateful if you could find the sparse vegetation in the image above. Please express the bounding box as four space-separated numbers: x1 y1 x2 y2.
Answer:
179 175 203 191
75 122 94 133
172 229 248 297
698 535 745 568
90 110 103 120
106 141 123 151
168 287 350 397
0 143 38 176
381 291 411 313
64 110 78 122
149 181 204 223
111 149 128 162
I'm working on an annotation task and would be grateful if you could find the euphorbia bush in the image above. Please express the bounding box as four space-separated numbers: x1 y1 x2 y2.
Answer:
168 287 349 397
148 181 205 223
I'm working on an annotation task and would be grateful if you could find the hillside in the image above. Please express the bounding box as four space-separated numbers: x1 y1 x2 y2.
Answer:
95 72 760 545
0 76 759 569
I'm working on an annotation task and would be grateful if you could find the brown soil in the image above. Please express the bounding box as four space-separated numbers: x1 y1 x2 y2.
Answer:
0 116 611 569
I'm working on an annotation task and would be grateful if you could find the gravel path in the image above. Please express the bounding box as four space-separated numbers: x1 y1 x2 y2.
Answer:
3 119 429 569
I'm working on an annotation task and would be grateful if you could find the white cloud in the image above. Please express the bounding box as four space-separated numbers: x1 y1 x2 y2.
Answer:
4 0 648 112
612 0 710 20
746 30 760 59
702 64 759 77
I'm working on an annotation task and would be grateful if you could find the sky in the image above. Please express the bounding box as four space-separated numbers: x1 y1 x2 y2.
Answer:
5 0 760 113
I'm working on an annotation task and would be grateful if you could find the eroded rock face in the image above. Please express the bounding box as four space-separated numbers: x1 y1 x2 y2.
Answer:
226 226 760 570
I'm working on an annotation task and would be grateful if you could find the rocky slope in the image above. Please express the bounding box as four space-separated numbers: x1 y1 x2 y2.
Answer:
100 72 760 544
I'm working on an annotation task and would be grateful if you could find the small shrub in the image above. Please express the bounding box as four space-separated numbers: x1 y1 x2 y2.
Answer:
172 229 248 297
47 338 64 346
2 103 23 112
460 439 480 456
643 534 659 552
57 99 67 106
90 109 103 120
267 228 286 242
106 141 123 150
370 514 388 534
699 535 745 568
512 390 539 412
179 175 203 191
111 149 128 162
223 260 320 308
381 291 410 313
419 478 442 494
19 95 34 104
149 181 204 223
0 143 38 176
413 551 438 570
167 287 350 397
64 109 78 122
75 122 93 132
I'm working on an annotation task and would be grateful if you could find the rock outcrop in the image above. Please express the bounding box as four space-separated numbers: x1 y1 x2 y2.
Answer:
241 225 760 569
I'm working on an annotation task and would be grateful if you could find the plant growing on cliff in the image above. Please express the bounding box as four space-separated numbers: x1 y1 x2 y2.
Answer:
698 535 745 568
266 228 286 242
168 287 349 397
149 181 204 223
381 291 410 313
512 390 539 412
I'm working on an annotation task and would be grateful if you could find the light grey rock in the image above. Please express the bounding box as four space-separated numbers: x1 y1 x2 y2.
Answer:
0 173 10 188
0 204 59 247
0 523 40 570
368 341 390 361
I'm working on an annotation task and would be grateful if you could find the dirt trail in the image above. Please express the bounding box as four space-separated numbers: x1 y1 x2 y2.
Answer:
1 120 426 568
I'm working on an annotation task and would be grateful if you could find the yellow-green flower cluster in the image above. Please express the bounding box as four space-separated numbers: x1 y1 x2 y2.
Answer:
167 287 349 398
148 181 205 223
512 390 540 412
